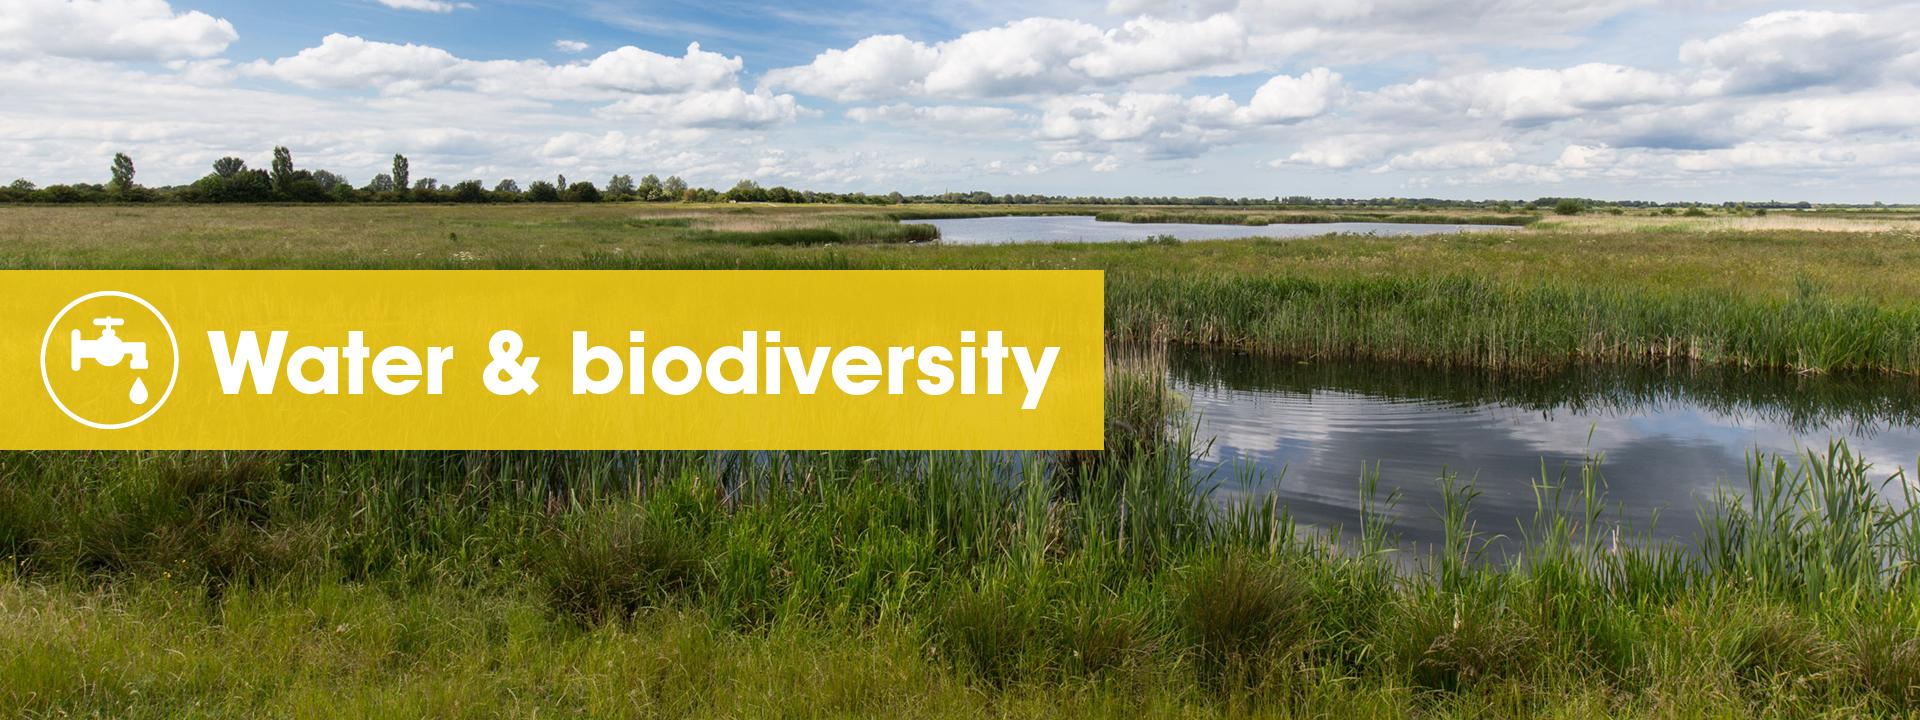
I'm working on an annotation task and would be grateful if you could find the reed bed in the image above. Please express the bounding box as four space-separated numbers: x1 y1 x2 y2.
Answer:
1109 271 1920 374
693 217 940 245
3 419 1917 714
1093 210 1540 227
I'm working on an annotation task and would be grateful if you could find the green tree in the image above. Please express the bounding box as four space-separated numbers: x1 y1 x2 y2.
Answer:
662 175 686 201
311 170 347 191
606 174 635 199
213 157 246 178
366 173 395 193
526 180 559 202
1553 199 1586 216
565 181 600 203
392 154 410 196
9 179 35 192
452 180 487 203
725 179 765 202
191 168 271 202
109 153 135 192
493 179 520 194
270 146 294 195
637 173 663 201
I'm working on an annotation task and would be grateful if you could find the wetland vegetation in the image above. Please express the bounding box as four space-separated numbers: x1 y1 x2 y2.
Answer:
3 201 1920 716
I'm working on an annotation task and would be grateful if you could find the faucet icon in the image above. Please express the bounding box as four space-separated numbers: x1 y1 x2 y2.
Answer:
71 317 149 372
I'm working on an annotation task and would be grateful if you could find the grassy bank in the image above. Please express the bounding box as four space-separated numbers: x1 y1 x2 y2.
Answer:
3 438 1918 715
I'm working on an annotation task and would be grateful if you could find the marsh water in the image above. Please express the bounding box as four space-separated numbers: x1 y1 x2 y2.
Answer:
928 215 1514 244
1171 346 1920 548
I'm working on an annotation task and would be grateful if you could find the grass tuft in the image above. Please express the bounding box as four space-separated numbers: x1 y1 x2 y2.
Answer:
529 506 706 625
1179 552 1315 680
1846 619 1920 710
1399 594 1538 693
1721 606 1836 691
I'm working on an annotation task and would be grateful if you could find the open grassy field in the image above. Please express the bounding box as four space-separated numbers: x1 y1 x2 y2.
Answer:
4 203 1920 716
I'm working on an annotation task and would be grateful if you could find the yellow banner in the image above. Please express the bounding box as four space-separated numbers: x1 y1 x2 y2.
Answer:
1 271 1104 450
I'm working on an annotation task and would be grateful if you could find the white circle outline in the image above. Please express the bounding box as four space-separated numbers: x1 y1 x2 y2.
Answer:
39 290 180 431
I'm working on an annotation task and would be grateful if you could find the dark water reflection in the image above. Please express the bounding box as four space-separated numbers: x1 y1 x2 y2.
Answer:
1172 347 1920 547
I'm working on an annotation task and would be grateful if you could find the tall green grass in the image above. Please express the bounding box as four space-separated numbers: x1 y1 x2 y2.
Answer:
1109 272 1920 374
3 403 1918 714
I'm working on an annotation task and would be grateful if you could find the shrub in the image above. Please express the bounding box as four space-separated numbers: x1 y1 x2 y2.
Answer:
33 184 105 203
525 181 560 202
189 170 272 203
451 180 488 203
1554 199 1586 215
566 182 602 203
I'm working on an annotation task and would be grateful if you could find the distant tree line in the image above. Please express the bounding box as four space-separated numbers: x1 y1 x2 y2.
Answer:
0 150 1864 210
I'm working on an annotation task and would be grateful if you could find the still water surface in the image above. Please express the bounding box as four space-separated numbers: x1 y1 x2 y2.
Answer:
929 215 1514 244
1172 346 1920 548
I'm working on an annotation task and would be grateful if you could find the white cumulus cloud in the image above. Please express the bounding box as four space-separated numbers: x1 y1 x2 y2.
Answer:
0 0 238 60
1680 10 1915 95
845 104 1022 127
601 88 800 129
1371 63 1685 125
768 14 1255 102
373 0 470 13
247 35 746 100
1382 141 1515 171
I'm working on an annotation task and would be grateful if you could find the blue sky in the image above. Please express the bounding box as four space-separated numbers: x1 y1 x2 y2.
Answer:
3 0 1918 201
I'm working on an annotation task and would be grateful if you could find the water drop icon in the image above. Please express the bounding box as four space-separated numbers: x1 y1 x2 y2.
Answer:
129 378 149 405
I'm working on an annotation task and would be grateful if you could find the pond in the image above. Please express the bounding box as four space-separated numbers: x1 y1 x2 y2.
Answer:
1171 346 1920 549
927 215 1516 244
